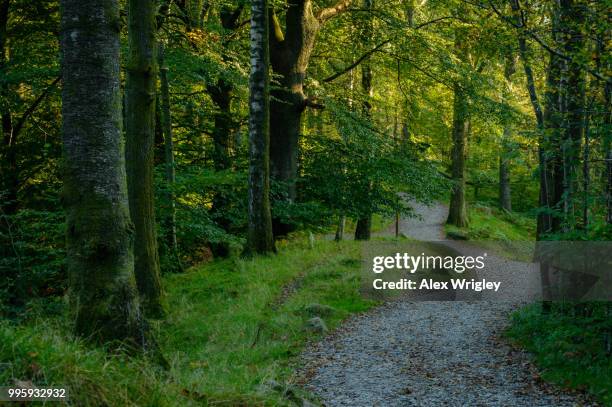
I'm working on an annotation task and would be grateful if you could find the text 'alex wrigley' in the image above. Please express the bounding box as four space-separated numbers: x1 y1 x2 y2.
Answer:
372 278 501 292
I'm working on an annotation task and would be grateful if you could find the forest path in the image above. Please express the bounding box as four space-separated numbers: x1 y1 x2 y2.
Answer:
299 202 592 406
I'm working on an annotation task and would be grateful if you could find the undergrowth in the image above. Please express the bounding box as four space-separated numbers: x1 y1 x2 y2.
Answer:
506 303 612 406
0 237 377 406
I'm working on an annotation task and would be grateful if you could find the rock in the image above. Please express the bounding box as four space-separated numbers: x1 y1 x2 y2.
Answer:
305 317 328 334
300 398 318 407
303 303 336 317
262 379 283 392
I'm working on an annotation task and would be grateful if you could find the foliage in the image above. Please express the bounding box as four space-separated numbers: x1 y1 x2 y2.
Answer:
506 303 612 406
300 101 449 221
0 209 65 318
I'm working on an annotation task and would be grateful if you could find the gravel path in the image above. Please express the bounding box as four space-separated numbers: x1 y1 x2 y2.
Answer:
300 202 593 406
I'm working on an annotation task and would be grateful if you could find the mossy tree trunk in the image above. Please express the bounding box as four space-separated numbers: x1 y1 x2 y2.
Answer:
245 0 275 255
125 0 164 317
60 0 146 345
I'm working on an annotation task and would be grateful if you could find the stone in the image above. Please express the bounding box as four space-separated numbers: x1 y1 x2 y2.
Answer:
305 317 328 334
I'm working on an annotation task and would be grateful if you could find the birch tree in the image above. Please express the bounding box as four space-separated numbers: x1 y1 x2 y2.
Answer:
245 0 275 255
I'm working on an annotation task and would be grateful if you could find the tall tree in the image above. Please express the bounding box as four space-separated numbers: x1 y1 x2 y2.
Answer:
246 0 275 255
0 0 15 214
499 54 515 212
509 0 548 238
354 0 373 240
447 25 470 228
60 0 146 344
125 0 164 317
269 0 352 236
557 0 586 232
158 44 181 267
208 2 245 258
542 0 587 235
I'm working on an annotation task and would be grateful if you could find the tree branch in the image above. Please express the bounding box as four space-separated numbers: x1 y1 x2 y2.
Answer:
304 97 325 109
12 76 61 139
488 0 609 83
323 39 391 83
316 0 353 23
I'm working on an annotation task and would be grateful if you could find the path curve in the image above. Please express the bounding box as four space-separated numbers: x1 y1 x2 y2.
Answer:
300 202 594 406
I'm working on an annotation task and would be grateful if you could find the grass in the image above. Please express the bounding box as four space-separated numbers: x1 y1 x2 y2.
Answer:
506 303 612 406
444 203 536 260
0 237 378 406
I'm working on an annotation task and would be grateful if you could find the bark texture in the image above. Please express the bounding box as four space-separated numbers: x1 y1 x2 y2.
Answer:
125 0 164 317
60 0 146 345
246 0 275 255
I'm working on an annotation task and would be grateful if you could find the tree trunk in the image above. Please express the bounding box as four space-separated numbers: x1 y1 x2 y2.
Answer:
125 0 164 317
245 0 275 255
605 71 612 225
268 3 318 236
268 0 352 237
447 82 470 227
208 78 233 257
499 140 512 212
354 217 372 241
354 0 373 241
559 0 586 232
499 54 515 212
60 0 146 345
511 0 552 238
0 0 17 215
209 80 233 171
158 45 180 266
334 215 345 241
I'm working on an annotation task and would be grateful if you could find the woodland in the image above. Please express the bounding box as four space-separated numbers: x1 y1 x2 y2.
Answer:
0 0 610 405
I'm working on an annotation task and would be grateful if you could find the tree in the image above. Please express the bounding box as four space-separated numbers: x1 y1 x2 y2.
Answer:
269 0 352 236
245 0 275 255
158 44 180 267
60 0 146 345
499 54 515 212
509 0 548 238
354 0 374 241
125 0 164 317
208 2 245 258
446 25 470 228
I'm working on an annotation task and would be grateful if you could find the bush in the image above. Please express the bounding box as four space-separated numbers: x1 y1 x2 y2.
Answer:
0 209 65 318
